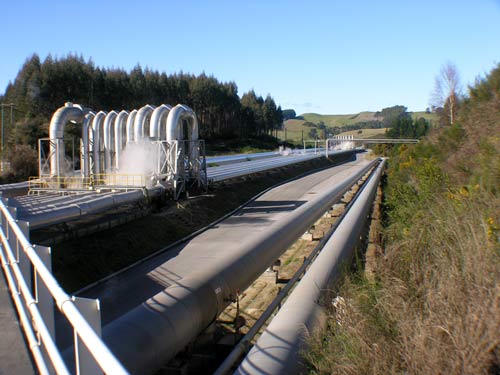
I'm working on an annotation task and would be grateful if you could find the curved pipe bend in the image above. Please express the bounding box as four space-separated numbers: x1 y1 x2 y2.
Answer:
103 111 118 173
114 110 129 170
126 109 138 143
91 111 107 175
81 112 96 178
166 104 199 142
150 104 172 140
49 102 88 176
134 105 155 142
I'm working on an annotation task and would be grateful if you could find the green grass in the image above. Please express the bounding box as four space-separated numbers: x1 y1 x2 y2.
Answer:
411 111 439 123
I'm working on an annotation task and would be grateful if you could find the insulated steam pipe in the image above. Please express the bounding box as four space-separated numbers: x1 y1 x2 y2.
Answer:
48 102 86 176
166 104 198 142
166 104 200 177
150 104 172 140
114 110 129 170
91 111 107 175
98 159 377 374
22 187 166 230
103 111 118 173
126 109 137 143
235 159 386 375
81 112 95 179
133 105 155 141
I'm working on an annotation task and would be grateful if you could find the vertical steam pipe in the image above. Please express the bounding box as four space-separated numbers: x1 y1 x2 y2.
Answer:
48 103 86 176
91 111 107 175
133 105 155 141
114 110 129 170
166 104 184 142
183 105 199 177
103 111 118 173
126 109 137 144
81 112 95 179
150 104 172 140
166 104 200 180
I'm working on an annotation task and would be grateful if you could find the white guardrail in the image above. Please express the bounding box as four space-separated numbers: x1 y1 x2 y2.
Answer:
0 199 129 375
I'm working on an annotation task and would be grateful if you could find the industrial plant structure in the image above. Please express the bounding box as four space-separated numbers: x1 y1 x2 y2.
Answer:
38 102 207 199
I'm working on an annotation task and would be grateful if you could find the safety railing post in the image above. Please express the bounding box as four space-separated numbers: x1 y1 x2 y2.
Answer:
17 220 31 286
72 296 102 375
33 245 55 337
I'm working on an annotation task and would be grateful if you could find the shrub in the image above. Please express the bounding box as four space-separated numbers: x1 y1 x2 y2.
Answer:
9 144 38 179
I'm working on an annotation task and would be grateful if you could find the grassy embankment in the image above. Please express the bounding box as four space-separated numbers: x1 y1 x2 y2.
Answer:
305 66 500 374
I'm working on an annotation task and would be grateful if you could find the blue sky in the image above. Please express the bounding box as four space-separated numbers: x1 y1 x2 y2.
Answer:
1 0 499 115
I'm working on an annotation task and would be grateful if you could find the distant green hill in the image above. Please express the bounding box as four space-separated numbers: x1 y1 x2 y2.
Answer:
278 111 438 143
300 112 380 128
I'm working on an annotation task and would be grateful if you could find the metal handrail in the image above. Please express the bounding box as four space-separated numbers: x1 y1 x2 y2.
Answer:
92 173 146 187
0 243 50 375
0 199 129 375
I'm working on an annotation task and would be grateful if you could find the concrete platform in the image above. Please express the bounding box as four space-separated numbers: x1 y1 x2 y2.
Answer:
0 271 35 375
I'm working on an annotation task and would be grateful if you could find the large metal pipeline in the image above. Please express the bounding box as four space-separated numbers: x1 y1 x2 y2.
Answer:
149 104 172 140
235 159 386 375
134 105 155 141
103 111 118 173
47 103 202 189
19 187 164 230
81 112 95 179
126 109 137 143
48 103 87 176
114 110 129 170
0 181 30 198
166 104 198 142
166 104 200 177
91 111 107 175
97 158 377 374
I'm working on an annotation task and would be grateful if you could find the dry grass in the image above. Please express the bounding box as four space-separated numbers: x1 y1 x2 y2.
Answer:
306 191 500 375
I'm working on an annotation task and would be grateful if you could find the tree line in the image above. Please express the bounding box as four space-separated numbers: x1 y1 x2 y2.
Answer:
0 53 284 148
